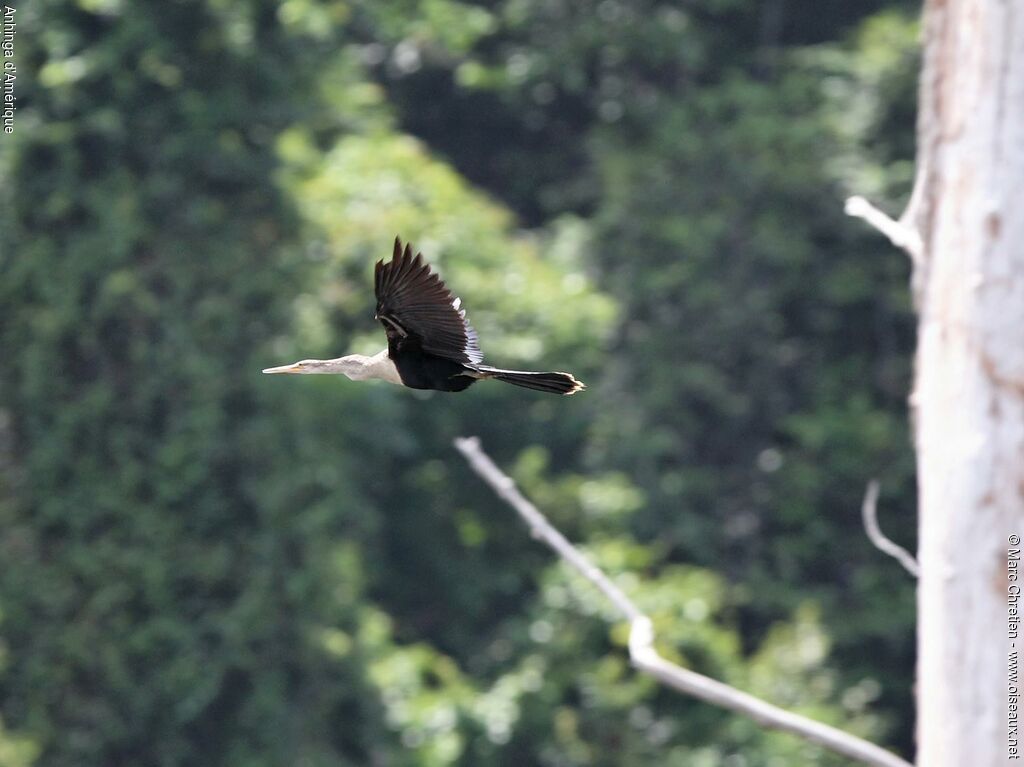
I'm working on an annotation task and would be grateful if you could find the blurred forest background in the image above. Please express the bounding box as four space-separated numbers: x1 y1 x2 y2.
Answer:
0 0 921 765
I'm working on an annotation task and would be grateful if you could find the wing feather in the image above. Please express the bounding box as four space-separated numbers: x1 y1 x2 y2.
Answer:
374 237 484 365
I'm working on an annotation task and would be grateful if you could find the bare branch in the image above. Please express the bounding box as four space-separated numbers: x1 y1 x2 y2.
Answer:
845 195 923 266
455 437 913 767
453 436 641 622
861 480 920 578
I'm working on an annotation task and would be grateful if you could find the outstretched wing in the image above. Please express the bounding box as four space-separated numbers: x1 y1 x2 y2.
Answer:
374 237 483 365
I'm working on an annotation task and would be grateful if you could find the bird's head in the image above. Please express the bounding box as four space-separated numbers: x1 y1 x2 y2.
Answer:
262 355 370 379
262 359 322 375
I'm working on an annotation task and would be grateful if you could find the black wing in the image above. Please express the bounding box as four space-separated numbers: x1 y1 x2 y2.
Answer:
374 237 483 365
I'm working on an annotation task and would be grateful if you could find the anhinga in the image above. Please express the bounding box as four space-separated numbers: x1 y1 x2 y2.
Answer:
263 237 585 395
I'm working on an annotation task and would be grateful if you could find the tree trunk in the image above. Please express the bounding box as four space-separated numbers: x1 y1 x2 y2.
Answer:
913 1 1024 764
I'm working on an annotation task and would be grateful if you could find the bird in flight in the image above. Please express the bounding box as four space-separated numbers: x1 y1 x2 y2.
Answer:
263 237 585 395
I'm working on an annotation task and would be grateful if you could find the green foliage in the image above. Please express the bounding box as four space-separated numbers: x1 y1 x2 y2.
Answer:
2 0 919 764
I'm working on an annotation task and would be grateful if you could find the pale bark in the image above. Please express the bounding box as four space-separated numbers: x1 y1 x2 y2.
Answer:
911 2 1024 764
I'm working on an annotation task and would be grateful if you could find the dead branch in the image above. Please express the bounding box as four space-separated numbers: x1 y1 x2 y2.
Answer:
861 480 920 578
454 436 913 767
845 195 923 267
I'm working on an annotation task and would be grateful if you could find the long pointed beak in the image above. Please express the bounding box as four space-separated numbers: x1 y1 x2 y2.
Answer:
262 363 302 375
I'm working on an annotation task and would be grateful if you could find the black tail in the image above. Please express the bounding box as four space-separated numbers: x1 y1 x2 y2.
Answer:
476 366 585 395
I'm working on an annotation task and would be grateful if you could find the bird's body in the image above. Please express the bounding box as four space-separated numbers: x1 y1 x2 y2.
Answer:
388 348 474 392
263 238 585 395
